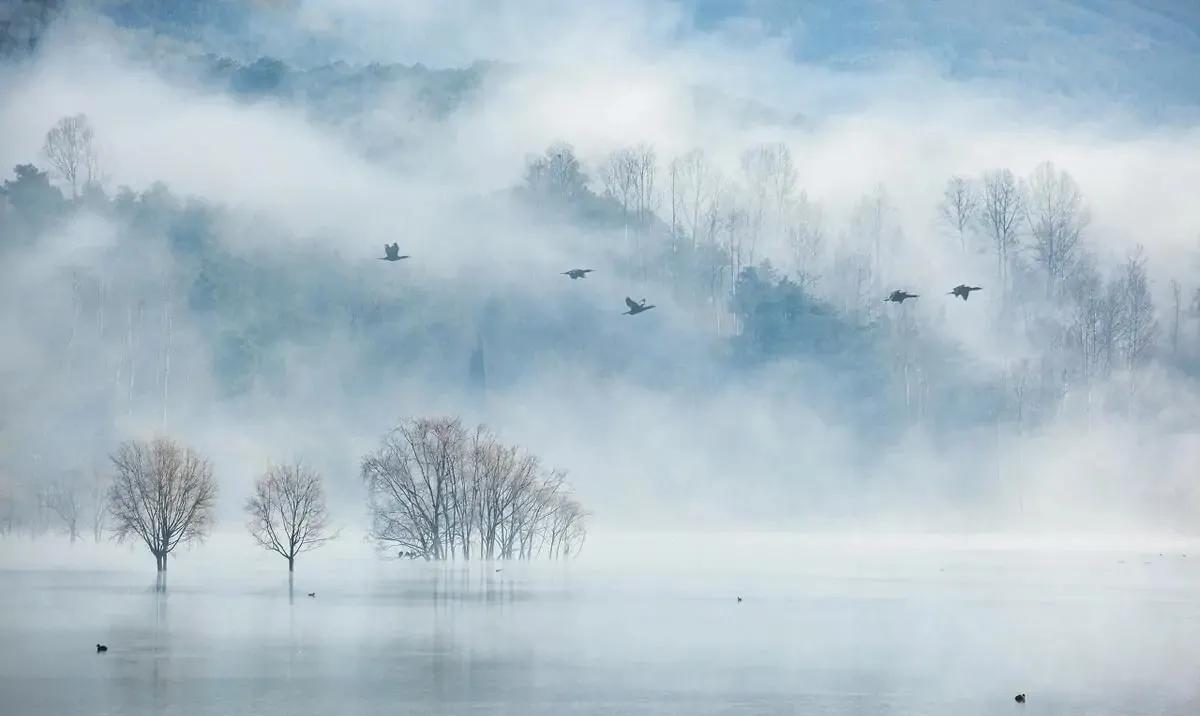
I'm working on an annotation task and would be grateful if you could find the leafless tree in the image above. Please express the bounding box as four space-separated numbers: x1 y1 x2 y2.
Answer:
245 462 335 572
670 149 717 250
939 175 977 254
42 113 100 199
599 147 637 223
362 417 464 560
979 169 1025 298
46 472 83 543
107 437 218 572
1118 245 1157 370
740 142 797 267
1025 162 1088 297
786 192 825 290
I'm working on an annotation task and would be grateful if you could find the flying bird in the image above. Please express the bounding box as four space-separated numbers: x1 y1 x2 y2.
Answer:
96 644 108 653
307 592 316 598
1014 694 1026 704
884 290 919 303
948 284 983 301
623 297 656 315
379 243 410 262
563 269 594 279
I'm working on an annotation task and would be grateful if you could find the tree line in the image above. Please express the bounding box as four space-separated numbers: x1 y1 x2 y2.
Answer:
1 417 587 572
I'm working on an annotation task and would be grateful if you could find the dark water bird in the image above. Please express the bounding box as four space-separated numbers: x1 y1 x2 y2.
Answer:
884 290 919 303
379 243 410 261
737 597 742 603
307 592 316 598
1015 694 1026 704
96 644 108 653
623 297 656 315
948 284 983 300
563 268 594 279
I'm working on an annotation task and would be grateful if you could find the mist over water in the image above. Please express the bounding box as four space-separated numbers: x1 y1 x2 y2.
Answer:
3 0 1200 713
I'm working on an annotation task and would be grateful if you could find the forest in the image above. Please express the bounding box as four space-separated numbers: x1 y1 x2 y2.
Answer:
1 4 1199 538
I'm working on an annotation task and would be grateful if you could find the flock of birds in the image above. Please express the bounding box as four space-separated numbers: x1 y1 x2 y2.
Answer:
380 245 982 316
885 284 983 304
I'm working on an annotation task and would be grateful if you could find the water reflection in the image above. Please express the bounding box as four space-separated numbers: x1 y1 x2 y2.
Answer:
0 551 1197 715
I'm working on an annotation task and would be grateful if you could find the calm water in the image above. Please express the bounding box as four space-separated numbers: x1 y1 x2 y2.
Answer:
1 536 1198 715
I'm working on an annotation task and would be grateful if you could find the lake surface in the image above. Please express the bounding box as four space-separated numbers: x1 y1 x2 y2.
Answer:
1 533 1198 715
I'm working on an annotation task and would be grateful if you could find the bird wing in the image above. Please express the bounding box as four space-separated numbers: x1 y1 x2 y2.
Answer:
625 297 638 310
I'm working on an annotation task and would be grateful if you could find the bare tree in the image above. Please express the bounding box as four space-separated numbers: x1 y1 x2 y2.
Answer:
42 113 100 199
46 473 83 543
1118 245 1157 370
1025 162 1088 297
245 463 335 572
108 437 218 572
979 169 1025 298
671 149 717 250
786 192 825 290
939 175 978 254
362 417 464 560
740 142 797 268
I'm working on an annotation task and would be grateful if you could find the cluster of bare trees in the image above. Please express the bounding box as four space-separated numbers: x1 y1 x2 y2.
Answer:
0 468 107 541
362 417 588 561
938 162 1089 301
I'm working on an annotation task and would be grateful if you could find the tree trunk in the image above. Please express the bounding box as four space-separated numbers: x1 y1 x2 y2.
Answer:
288 555 294 572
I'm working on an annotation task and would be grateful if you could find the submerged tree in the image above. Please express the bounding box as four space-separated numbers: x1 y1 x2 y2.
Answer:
245 462 335 572
107 437 217 572
362 417 588 561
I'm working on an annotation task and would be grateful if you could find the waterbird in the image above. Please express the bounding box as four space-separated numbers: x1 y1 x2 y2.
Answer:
379 243 410 262
96 644 108 653
948 284 982 301
737 597 742 603
563 268 593 279
884 290 919 303
623 296 656 315
307 592 316 598
1015 694 1026 704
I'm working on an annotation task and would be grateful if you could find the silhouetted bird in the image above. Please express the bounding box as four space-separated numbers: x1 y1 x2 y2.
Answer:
1014 694 1026 704
96 644 108 653
623 296 656 315
495 568 503 573
737 597 742 603
307 592 316 598
379 243 410 261
563 268 594 279
884 290 919 303
948 284 983 300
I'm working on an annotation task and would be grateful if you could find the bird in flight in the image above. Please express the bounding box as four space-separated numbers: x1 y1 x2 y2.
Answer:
563 268 594 279
884 290 919 303
379 243 410 261
948 284 982 301
307 592 316 598
623 297 656 315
